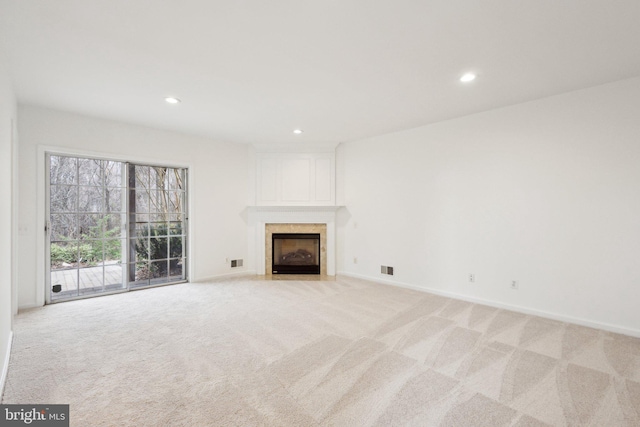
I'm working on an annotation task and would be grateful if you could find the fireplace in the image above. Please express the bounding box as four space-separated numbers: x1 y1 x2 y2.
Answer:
272 233 321 274
249 211 336 276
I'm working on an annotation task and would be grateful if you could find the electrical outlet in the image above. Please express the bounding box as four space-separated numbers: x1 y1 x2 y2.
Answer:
469 274 475 283
353 257 358 264
510 280 518 290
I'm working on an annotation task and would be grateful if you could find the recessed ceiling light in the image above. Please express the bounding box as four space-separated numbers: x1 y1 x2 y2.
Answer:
293 129 303 134
165 97 181 104
460 73 476 83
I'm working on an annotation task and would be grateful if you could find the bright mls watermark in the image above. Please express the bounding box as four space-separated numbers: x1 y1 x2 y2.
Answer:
1 405 69 426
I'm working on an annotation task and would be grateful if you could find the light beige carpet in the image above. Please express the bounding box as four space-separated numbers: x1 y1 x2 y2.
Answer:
3 276 640 426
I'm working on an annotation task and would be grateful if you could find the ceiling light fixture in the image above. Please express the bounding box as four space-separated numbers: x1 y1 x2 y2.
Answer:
460 73 477 83
165 97 181 104
293 129 303 134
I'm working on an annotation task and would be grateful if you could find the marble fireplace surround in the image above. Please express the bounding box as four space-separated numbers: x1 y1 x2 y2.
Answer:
249 206 339 276
266 223 326 275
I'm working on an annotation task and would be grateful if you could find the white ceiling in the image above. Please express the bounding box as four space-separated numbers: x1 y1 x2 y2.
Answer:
2 1 640 146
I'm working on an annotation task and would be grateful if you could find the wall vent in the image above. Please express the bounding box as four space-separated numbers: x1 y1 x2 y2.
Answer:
231 259 243 268
381 266 394 275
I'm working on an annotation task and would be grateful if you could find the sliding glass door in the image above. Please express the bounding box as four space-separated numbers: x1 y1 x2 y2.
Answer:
128 164 187 288
48 156 127 301
47 154 188 303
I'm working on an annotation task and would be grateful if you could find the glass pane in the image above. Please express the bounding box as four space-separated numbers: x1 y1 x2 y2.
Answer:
169 236 183 258
168 221 182 236
78 239 104 268
149 260 169 283
134 166 149 190
167 191 182 213
135 220 149 238
149 189 168 213
78 158 103 186
134 190 149 213
50 185 78 213
134 238 148 262
168 259 184 282
150 212 168 222
104 161 123 188
136 213 149 223
51 268 78 300
79 266 104 292
150 167 168 191
167 168 183 191
149 237 168 261
130 262 149 287
50 156 77 185
149 218 168 237
104 213 124 239
104 263 125 290
51 241 78 269
103 239 123 264
50 214 76 241
78 214 102 239
78 186 103 212
168 213 182 222
105 187 124 213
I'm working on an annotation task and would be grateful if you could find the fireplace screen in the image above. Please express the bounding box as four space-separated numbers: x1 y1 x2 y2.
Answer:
272 233 320 274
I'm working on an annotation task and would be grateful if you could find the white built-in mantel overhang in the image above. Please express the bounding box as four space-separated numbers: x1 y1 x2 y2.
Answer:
247 205 343 276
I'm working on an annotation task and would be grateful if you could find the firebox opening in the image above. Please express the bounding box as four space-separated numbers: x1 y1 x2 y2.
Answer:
272 233 321 274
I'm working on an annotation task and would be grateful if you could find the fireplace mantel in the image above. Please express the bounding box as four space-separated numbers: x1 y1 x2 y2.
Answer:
247 205 342 213
247 206 342 276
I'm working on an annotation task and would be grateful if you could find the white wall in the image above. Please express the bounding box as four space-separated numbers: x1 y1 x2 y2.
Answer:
338 76 640 336
0 47 17 396
17 105 249 309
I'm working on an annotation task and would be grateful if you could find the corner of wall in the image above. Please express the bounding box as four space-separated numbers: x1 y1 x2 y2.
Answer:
0 47 17 402
0 331 14 399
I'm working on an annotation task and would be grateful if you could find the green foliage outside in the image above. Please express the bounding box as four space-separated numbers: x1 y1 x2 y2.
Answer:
136 222 183 277
50 215 122 268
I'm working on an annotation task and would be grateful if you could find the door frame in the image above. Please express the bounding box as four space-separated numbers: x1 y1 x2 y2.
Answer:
40 146 191 305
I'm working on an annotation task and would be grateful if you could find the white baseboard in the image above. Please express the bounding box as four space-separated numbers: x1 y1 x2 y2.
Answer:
193 270 257 283
17 302 42 313
1 331 14 400
337 271 640 338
